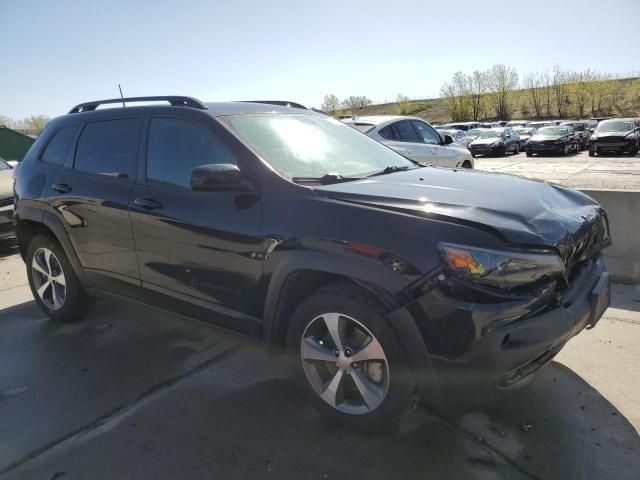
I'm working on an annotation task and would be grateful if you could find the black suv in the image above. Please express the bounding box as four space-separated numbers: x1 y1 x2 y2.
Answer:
14 96 612 432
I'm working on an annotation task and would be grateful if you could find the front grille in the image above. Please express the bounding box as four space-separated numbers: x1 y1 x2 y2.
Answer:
0 197 13 208
598 142 626 147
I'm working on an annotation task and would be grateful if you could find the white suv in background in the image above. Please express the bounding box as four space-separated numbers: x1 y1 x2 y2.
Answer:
343 116 474 169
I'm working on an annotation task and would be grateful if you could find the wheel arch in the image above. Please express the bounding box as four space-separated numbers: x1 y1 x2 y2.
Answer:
262 251 410 355
15 210 90 287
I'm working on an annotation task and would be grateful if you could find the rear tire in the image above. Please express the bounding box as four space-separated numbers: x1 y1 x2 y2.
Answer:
26 234 94 322
589 147 595 157
286 282 415 433
514 144 520 154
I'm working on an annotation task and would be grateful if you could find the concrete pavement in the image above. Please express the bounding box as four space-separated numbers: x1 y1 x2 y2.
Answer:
475 150 640 191
1 239 639 479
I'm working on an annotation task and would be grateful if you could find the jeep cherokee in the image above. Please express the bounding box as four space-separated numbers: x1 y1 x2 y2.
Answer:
14 96 612 432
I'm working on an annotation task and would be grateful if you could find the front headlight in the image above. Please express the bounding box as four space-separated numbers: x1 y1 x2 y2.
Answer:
590 134 598 141
554 138 568 145
625 132 636 139
436 242 565 289
491 141 504 147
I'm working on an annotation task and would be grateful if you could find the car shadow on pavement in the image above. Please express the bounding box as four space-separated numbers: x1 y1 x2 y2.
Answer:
3 295 638 480
0 237 18 259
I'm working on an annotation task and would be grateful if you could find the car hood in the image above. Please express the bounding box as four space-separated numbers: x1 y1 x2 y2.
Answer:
530 134 565 142
314 167 605 250
0 170 13 200
469 138 501 146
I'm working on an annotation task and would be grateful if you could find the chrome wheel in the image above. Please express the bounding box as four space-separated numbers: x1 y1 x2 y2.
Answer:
300 313 389 415
31 247 66 310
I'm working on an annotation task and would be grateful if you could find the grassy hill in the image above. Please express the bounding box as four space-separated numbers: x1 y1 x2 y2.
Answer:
337 77 640 124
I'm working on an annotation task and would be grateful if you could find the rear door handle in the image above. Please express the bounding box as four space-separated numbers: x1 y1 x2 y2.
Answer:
52 183 72 194
134 198 163 210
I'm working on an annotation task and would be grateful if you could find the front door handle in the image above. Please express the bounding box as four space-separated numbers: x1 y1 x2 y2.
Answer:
134 198 163 210
52 183 72 194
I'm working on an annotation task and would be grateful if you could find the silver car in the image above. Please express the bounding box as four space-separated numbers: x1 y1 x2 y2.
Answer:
0 157 15 240
344 116 474 169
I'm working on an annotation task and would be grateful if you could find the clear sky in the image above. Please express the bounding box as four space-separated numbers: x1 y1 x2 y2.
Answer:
1 0 639 118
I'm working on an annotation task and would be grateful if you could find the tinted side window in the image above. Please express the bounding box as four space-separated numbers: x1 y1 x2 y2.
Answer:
41 126 78 166
75 119 141 178
393 121 420 143
411 121 441 145
379 126 393 140
146 117 238 189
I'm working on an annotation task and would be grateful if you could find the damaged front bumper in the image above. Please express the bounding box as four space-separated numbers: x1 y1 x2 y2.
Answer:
388 254 609 400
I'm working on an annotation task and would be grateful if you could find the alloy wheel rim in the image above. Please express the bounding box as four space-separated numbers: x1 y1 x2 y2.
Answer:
300 313 389 415
31 248 66 310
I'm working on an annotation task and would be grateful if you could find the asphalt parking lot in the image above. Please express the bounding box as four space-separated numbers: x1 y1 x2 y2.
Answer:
1 151 639 480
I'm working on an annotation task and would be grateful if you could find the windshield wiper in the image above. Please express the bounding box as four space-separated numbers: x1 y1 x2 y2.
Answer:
291 173 361 185
364 165 413 178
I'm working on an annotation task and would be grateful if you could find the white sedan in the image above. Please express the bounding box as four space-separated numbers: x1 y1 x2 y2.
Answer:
343 116 474 169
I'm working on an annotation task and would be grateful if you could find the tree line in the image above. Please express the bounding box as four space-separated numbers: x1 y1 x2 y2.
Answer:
0 114 50 135
440 65 640 121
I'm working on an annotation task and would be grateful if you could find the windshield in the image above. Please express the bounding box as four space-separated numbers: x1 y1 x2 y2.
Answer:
476 130 502 138
224 114 416 179
514 128 534 135
538 127 569 136
467 129 482 137
596 120 634 132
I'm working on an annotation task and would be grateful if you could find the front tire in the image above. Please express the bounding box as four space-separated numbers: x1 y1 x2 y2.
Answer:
26 234 94 322
286 282 415 433
514 144 520 154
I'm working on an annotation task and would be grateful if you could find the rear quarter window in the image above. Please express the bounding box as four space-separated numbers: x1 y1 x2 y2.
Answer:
41 126 78 166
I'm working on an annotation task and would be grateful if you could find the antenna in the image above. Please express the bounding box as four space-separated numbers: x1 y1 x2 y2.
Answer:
118 84 126 108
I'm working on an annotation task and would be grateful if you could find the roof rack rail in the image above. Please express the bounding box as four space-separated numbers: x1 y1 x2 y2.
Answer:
237 100 309 110
68 96 207 114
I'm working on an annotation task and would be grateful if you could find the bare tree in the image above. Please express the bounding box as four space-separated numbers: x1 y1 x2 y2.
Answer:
341 96 373 110
523 72 543 119
541 71 553 119
567 70 595 119
321 94 341 114
552 66 569 118
486 64 518 120
468 70 487 121
440 71 471 121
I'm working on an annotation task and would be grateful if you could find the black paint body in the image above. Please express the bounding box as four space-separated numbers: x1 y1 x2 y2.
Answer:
14 102 611 398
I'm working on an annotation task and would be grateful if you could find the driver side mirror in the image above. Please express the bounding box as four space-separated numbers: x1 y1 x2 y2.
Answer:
443 134 454 145
190 164 254 192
